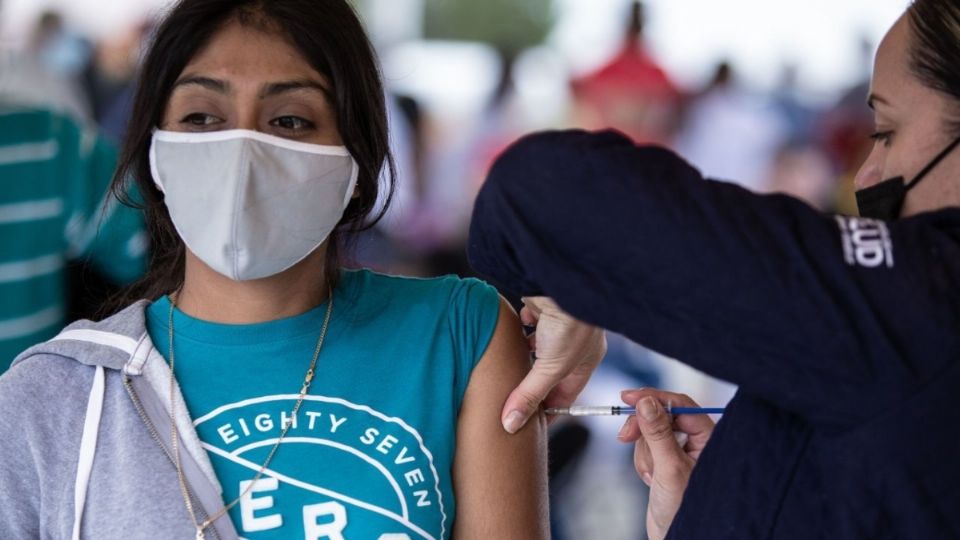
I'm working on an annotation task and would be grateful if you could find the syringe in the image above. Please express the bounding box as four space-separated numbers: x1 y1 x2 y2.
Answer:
544 405 725 416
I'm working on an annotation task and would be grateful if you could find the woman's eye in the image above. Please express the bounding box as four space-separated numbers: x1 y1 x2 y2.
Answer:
271 116 315 131
869 130 893 146
179 113 221 127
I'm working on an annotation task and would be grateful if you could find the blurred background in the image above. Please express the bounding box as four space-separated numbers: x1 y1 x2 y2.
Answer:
0 0 910 537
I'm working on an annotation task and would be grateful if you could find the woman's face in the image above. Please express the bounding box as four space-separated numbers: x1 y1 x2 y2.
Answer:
160 19 342 146
855 14 960 217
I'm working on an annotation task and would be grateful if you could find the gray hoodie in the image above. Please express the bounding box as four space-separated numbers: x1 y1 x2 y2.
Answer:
0 301 240 540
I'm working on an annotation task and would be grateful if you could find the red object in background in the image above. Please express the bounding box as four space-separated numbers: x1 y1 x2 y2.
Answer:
571 11 681 147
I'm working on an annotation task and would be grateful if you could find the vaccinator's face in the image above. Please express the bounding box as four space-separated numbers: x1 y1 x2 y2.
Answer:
855 14 960 217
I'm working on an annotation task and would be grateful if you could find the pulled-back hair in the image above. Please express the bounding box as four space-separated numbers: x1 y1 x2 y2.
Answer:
908 0 960 135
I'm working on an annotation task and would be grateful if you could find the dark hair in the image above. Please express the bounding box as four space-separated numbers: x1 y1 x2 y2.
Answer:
907 0 960 135
104 0 394 314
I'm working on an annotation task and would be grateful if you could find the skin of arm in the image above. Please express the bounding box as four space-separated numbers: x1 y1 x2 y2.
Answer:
452 297 549 538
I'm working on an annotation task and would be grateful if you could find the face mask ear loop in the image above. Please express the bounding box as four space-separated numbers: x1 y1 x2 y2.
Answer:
905 135 960 190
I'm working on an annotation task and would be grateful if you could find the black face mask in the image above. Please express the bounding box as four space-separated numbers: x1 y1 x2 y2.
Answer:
855 135 960 221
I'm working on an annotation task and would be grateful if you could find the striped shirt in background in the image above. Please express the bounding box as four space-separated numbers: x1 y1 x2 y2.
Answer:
0 107 146 371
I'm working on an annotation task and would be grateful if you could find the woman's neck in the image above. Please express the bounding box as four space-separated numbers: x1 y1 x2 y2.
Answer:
175 247 331 324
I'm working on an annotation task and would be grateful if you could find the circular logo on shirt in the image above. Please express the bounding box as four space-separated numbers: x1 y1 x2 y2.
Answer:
194 395 447 539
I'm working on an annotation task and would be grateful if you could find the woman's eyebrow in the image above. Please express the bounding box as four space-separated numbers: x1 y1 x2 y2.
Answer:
867 92 889 110
259 79 329 99
172 75 231 94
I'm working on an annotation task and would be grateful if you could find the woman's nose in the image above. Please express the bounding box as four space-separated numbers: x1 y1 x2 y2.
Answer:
236 115 258 131
854 150 883 189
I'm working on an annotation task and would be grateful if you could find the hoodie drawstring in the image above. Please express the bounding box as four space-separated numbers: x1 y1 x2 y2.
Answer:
72 365 105 540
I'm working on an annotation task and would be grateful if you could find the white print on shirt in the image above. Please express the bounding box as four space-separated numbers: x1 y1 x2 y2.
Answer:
302 501 347 540
240 477 283 532
835 216 894 268
194 395 446 540
235 486 415 540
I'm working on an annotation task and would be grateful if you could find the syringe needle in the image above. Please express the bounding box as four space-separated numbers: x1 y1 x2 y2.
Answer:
544 405 725 416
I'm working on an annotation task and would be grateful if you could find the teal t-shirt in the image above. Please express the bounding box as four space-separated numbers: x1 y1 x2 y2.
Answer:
146 269 500 540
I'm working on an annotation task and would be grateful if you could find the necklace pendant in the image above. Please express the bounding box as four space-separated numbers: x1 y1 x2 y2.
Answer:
196 528 205 540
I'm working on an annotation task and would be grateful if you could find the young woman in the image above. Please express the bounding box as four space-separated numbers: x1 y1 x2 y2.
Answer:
0 1 547 539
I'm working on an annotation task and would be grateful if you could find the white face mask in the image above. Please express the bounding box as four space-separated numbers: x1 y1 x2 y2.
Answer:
149 129 359 281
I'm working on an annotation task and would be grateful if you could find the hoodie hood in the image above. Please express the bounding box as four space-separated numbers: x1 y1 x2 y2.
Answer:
8 300 237 540
12 300 152 373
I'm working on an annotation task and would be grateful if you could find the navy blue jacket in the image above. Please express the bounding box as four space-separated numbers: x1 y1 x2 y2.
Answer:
467 130 960 539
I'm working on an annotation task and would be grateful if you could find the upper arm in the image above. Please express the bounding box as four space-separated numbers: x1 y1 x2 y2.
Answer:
452 297 549 538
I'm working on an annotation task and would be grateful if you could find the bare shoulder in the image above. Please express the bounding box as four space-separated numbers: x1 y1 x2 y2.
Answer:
452 297 549 538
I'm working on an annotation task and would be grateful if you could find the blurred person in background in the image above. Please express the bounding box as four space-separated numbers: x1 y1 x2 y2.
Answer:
469 0 960 538
81 20 151 134
571 1 680 147
821 37 879 216
29 11 88 73
770 63 818 145
0 9 89 121
676 60 789 193
766 66 839 212
0 0 547 538
429 47 531 279
353 93 436 276
0 5 146 372
765 141 837 211
27 10 92 93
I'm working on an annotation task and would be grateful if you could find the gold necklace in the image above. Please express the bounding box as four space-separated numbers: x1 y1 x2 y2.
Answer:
167 291 333 540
